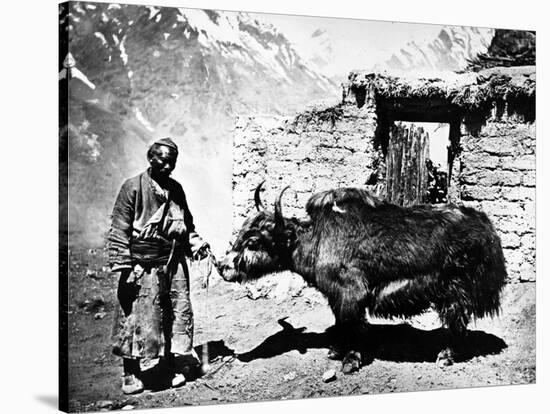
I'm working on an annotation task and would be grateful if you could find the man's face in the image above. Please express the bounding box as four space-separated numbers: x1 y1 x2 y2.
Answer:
149 146 177 178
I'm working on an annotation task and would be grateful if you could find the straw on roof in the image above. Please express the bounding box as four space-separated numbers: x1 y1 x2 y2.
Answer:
348 66 535 111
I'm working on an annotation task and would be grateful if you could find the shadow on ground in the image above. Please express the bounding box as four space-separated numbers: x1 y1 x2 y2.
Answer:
237 317 507 365
140 340 236 392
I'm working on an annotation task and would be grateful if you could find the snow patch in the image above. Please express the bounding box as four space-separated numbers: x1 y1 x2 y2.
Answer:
240 31 291 83
146 6 160 20
155 13 162 23
128 70 133 79
85 4 96 10
101 13 108 23
73 3 85 14
119 37 128 65
71 67 96 90
134 108 154 132
163 33 170 40
94 32 107 47
179 8 242 46
197 31 210 48
107 4 121 10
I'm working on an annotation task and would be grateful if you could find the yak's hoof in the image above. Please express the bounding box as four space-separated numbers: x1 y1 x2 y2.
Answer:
342 351 362 374
436 348 455 368
327 347 343 360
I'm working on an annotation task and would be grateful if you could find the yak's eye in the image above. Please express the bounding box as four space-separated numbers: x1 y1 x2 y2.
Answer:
262 223 275 232
245 237 260 250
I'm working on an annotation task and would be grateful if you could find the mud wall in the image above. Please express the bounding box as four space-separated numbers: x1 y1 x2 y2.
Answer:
233 106 536 283
459 120 536 282
233 103 381 230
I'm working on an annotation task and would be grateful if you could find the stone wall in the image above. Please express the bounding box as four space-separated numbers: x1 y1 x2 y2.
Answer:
459 120 536 281
233 103 380 231
233 105 536 283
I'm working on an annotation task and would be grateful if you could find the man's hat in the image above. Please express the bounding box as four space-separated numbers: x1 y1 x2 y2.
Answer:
152 137 178 154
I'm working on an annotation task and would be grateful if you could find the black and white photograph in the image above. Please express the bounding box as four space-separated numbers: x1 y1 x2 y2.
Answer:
56 0 539 412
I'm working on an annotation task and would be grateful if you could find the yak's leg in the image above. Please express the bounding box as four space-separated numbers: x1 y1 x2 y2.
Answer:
327 285 368 373
340 318 367 374
327 312 345 360
326 313 366 362
437 302 470 367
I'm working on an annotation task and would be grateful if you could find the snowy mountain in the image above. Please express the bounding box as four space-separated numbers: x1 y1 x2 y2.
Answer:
372 26 495 75
60 2 339 248
60 3 498 249
298 29 334 73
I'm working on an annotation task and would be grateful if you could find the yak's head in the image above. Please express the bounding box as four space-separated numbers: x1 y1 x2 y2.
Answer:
219 182 298 283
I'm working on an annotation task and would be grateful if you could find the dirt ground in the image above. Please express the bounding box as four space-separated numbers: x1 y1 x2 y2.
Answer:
66 248 536 412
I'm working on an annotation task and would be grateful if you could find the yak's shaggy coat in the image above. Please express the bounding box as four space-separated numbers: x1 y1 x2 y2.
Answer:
220 186 507 372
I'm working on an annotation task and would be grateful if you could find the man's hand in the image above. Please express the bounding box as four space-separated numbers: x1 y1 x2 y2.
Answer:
118 265 143 284
194 244 211 261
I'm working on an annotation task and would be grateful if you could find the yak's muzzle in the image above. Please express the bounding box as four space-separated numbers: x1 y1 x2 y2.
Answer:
218 251 241 282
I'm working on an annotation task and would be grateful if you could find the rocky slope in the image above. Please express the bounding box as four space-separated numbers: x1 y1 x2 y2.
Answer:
60 3 509 250
60 2 339 249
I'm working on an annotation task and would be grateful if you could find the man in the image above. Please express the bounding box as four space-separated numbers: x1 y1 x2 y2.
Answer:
107 138 211 394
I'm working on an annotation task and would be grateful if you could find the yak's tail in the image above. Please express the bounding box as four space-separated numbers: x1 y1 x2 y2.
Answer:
464 207 508 320
436 207 507 328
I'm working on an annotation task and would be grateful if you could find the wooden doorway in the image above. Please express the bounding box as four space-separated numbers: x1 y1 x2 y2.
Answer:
386 121 450 206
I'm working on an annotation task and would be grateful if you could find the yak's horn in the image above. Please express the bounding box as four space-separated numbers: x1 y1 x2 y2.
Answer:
274 186 290 229
254 180 266 211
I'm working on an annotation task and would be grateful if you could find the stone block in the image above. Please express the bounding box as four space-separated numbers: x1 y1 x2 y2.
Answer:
502 248 523 273
501 187 536 202
318 132 339 147
520 233 536 252
480 201 524 217
522 201 536 230
291 171 314 192
267 160 298 176
501 155 536 171
318 147 350 163
314 177 338 192
461 200 483 211
460 152 501 169
339 133 374 153
479 122 509 137
306 163 333 178
476 137 516 156
521 171 536 187
493 216 530 236
461 170 522 187
518 263 536 282
500 233 521 249
460 185 500 201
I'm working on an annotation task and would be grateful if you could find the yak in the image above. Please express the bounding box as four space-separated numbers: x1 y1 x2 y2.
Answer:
218 183 507 373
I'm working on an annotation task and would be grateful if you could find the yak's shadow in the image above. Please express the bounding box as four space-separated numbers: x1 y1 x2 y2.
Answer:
140 340 235 392
237 318 507 365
